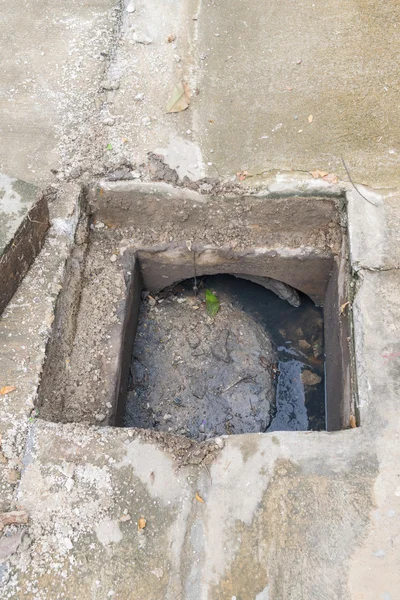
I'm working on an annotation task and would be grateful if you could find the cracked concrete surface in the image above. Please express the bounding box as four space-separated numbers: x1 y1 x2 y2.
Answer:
0 0 400 598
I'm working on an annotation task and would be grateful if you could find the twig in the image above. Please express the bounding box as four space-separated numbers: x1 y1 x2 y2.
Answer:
222 371 263 393
222 376 250 393
341 157 379 207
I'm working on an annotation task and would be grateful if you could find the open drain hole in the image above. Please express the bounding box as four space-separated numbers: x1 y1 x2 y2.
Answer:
37 183 355 434
125 275 325 439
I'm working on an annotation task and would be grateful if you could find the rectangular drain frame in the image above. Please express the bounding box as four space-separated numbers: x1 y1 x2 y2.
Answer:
38 181 355 433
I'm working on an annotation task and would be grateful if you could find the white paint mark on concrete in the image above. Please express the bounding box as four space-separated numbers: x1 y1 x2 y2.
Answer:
156 136 205 181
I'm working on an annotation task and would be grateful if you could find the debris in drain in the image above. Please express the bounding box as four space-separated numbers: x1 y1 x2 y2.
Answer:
124 275 325 439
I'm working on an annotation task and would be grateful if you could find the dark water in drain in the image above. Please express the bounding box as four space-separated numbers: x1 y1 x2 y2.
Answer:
191 275 325 431
126 274 325 434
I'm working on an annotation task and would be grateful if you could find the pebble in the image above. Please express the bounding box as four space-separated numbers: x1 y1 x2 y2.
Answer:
101 80 120 91
134 93 144 101
95 221 105 229
126 1 135 12
301 370 322 386
110 255 117 263
95 413 106 422
7 469 20 484
298 339 311 351
103 117 116 126
163 414 172 421
133 34 152 44
65 478 74 492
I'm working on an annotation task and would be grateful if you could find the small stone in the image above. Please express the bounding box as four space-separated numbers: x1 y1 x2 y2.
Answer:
106 402 112 409
65 478 74 492
7 469 20 484
163 414 172 421
301 370 322 386
69 166 82 179
148 296 156 307
101 80 120 91
298 339 311 351
214 437 224 449
103 117 116 126
141 116 151 126
110 254 117 263
173 397 183 406
126 1 135 12
199 422 206 433
64 538 73 551
133 34 152 45
95 413 106 422
134 93 144 101
95 221 105 229
119 513 131 522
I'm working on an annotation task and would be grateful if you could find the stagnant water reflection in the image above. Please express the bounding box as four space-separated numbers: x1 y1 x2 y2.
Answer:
190 275 325 431
126 274 325 435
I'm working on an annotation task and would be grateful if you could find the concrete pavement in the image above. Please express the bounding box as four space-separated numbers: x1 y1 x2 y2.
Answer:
1 0 400 598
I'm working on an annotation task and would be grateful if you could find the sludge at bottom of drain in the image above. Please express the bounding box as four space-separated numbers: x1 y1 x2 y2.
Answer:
124 274 325 441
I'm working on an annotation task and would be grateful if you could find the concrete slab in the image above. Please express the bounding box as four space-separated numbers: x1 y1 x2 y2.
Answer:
97 0 400 188
0 0 118 184
0 173 48 315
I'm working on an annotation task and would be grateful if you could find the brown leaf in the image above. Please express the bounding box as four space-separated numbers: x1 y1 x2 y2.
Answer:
138 517 147 531
308 114 313 123
195 492 205 504
0 510 29 532
166 82 190 113
166 34 176 43
0 386 16 396
310 170 328 179
349 415 357 428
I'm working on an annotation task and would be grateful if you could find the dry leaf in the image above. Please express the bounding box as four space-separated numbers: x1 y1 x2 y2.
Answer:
308 114 313 123
310 170 328 179
166 81 190 113
0 386 16 396
166 34 176 43
322 173 338 184
195 492 205 504
340 301 350 315
138 517 147 531
349 415 357 428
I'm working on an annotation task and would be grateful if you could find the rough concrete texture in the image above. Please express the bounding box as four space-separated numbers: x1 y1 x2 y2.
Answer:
0 0 400 597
